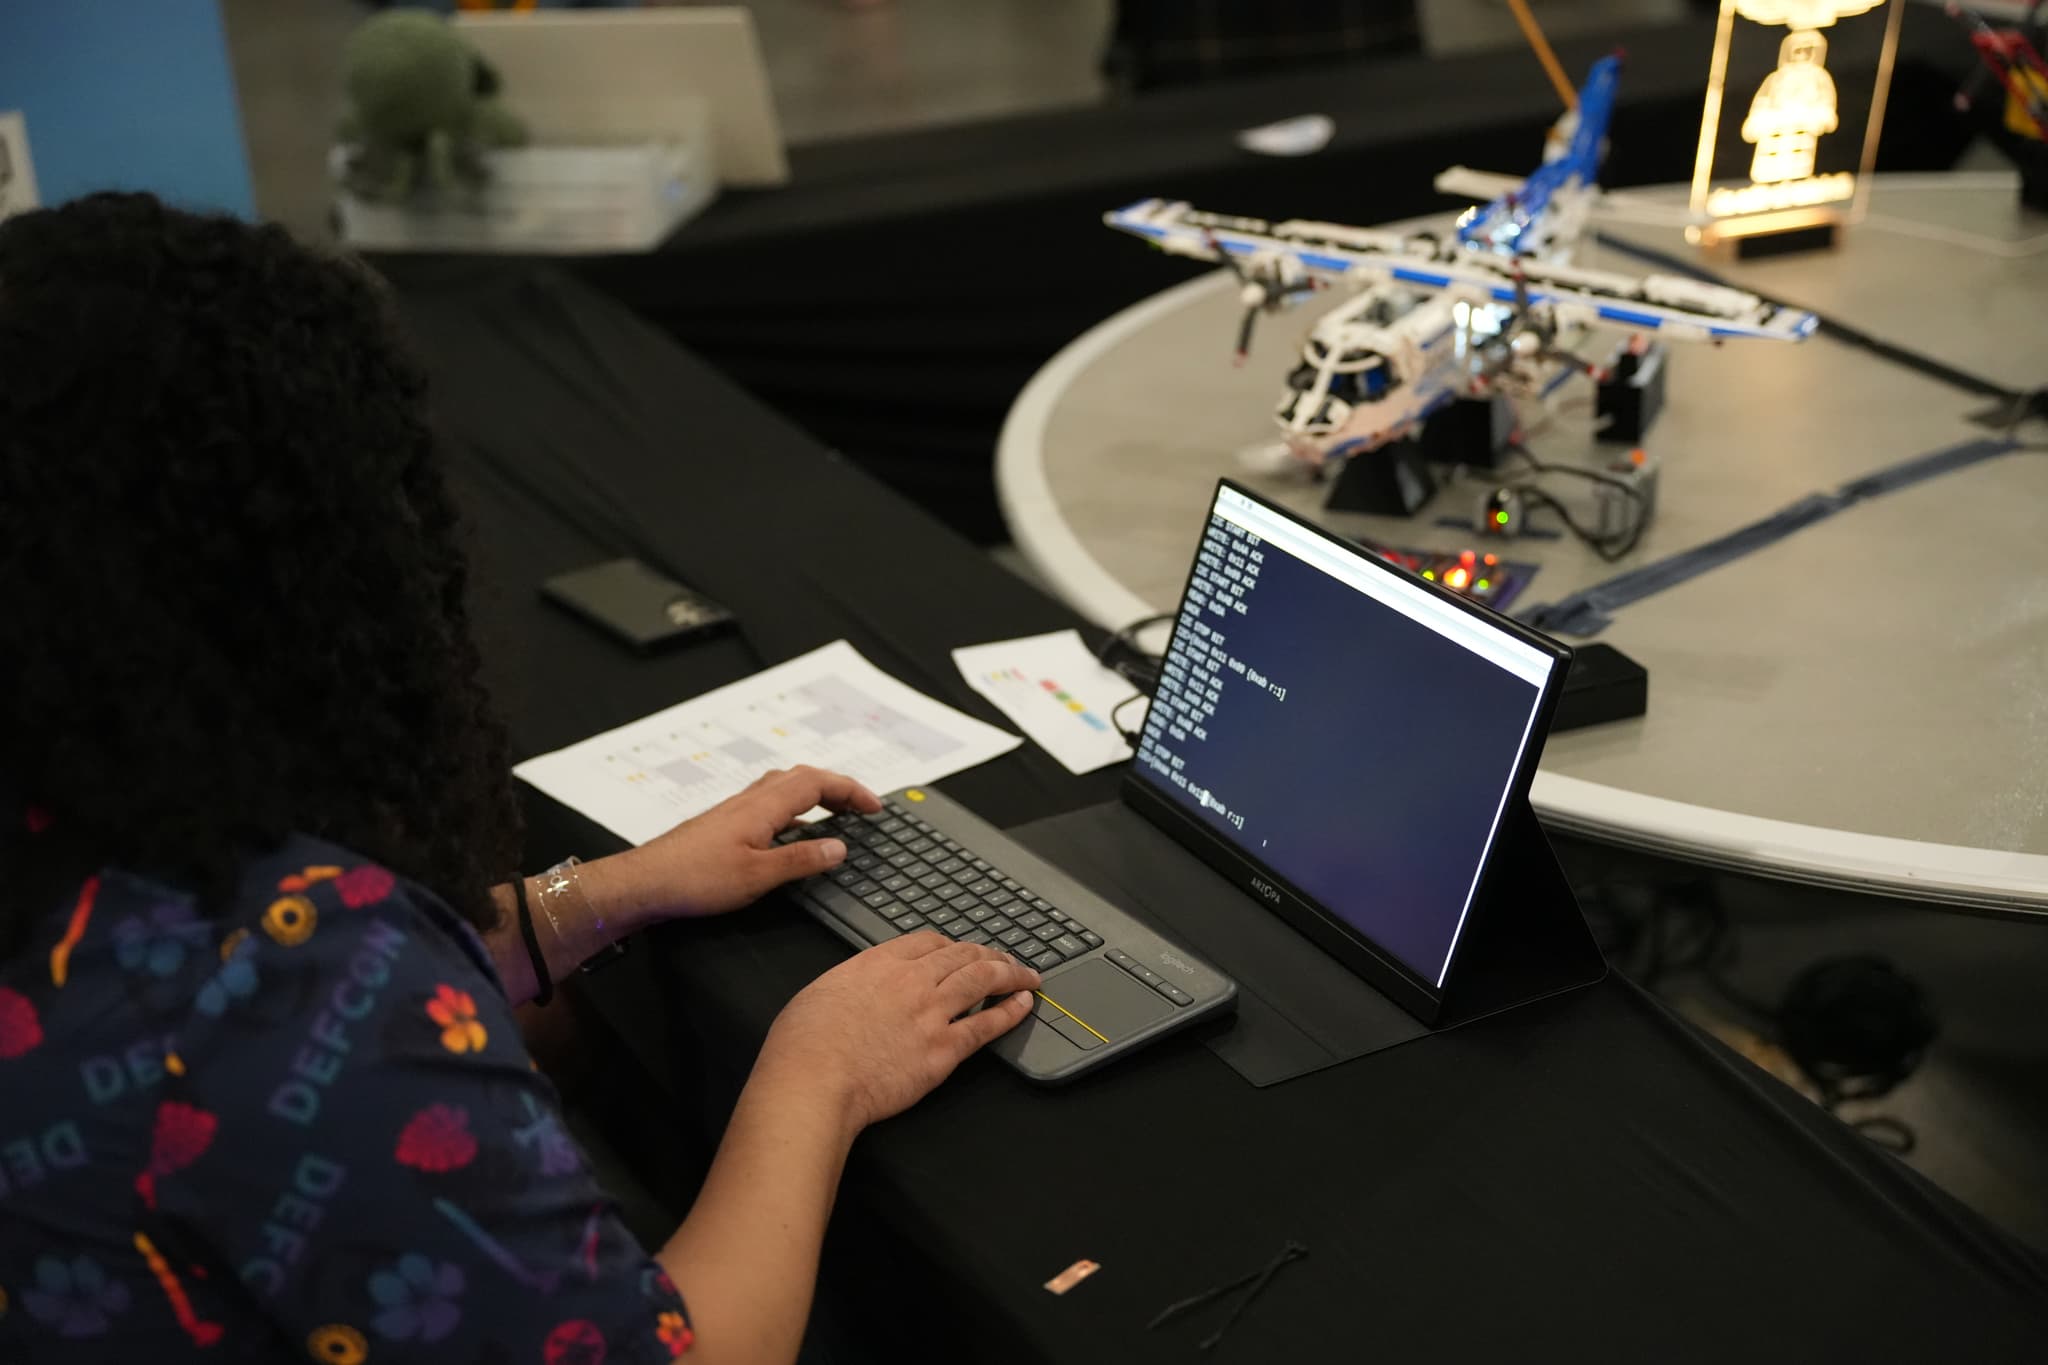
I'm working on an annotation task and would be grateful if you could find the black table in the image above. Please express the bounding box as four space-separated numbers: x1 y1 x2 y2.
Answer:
550 10 1980 544
386 262 2048 1364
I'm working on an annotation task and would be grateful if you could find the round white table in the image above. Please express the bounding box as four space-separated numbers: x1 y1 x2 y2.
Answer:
999 173 2048 914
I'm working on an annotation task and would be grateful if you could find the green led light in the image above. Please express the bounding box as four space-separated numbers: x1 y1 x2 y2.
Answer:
1423 570 1435 580
1494 510 1510 525
1476 579 1491 591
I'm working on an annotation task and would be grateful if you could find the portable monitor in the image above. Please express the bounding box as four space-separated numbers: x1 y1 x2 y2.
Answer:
1122 481 1571 1023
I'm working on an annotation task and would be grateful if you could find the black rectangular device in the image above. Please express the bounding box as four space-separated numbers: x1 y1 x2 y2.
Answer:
1120 481 1572 1024
541 558 735 653
788 479 1574 1078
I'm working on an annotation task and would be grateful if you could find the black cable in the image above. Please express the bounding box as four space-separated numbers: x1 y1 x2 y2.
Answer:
1148 1241 1309 1352
1590 230 2026 405
1110 692 1150 746
1094 611 1174 695
1513 484 1645 563
1504 442 1647 503
1492 442 1650 562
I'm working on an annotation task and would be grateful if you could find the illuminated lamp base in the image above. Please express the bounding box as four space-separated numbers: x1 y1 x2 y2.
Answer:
1731 221 1839 258
1325 437 1438 518
1690 203 1845 258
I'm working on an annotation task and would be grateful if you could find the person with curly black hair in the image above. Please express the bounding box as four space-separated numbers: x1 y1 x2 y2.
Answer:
0 193 1040 1364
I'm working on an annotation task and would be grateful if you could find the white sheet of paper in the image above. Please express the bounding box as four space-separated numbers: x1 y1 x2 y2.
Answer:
951 629 1140 776
513 640 1021 846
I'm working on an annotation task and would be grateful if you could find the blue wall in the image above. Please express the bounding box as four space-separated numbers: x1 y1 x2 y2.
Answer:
0 0 254 216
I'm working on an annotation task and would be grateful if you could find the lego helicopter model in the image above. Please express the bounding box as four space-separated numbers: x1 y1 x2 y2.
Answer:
1104 55 1819 480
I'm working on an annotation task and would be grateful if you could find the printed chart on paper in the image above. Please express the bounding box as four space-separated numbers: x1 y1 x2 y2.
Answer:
514 640 1020 845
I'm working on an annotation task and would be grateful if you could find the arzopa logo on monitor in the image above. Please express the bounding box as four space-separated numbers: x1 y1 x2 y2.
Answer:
1249 878 1282 903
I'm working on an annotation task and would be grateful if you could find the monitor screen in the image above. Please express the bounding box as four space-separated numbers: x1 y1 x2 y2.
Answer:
1130 483 1565 991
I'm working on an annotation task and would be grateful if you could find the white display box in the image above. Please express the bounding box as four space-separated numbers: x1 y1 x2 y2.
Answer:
333 97 717 254
334 140 715 254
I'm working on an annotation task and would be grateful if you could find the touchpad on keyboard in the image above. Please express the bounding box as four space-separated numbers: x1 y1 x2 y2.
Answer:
1033 960 1175 1046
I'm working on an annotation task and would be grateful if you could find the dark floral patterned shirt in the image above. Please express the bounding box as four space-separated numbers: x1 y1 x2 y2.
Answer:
0 833 692 1363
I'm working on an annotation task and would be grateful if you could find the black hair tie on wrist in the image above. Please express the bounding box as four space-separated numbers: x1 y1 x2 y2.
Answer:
514 876 553 1006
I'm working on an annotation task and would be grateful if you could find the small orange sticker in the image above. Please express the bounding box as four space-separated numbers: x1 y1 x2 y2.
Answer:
1044 1259 1100 1295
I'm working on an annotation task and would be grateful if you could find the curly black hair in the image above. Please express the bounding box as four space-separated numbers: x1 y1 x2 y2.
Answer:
0 193 521 947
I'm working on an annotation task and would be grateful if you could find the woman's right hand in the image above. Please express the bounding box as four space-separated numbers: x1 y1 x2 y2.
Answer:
755 934 1041 1137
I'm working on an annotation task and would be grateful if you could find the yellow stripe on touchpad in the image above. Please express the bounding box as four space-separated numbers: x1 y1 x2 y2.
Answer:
1034 990 1111 1045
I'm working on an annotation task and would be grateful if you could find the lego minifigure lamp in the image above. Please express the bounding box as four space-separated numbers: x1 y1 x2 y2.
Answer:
1688 0 1904 250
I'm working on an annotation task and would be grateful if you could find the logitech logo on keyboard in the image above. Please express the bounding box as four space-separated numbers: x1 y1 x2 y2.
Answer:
1158 952 1197 977
1250 877 1282 904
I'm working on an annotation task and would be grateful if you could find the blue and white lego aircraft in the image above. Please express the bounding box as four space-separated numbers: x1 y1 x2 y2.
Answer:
1104 56 1819 464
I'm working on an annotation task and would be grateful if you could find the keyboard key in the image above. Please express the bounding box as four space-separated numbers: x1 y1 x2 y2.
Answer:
853 854 883 873
1136 968 1165 988
1046 910 1068 924
967 878 999 898
952 894 984 913
1161 985 1194 1007
944 918 980 939
1031 922 1063 943
916 873 949 892
938 839 964 854
983 889 1015 909
902 861 934 880
862 810 893 824
950 866 981 886
1001 879 1024 893
848 880 880 898
1031 898 1055 914
926 906 961 927
935 857 967 875
1050 934 1087 959
829 868 861 888
911 895 943 914
891 913 924 932
982 914 1012 935
1014 911 1047 931
1028 949 1063 972
904 837 935 855
1107 950 1138 973
971 859 994 873
960 929 993 946
963 904 994 923
886 853 916 870
872 840 903 858
998 927 1031 947
880 874 914 893
862 891 896 910
936 882 968 902
879 817 908 836
1080 931 1103 949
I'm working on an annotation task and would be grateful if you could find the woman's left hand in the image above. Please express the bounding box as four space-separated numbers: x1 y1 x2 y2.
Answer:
583 765 882 927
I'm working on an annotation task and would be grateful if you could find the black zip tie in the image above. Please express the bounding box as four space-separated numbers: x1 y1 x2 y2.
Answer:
1148 1241 1308 1352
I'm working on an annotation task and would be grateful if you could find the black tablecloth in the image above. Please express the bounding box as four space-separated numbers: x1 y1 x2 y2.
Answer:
542 11 1977 542
385 262 2048 1363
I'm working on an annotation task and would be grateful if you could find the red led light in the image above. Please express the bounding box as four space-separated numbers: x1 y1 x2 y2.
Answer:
1460 551 1476 566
